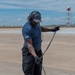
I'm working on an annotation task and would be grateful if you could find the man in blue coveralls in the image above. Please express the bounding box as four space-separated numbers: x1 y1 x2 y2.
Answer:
22 11 60 75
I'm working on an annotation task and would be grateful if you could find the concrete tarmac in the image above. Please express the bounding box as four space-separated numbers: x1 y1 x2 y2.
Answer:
0 28 75 75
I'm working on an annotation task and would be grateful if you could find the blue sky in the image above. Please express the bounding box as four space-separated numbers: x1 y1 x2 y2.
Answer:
0 0 75 26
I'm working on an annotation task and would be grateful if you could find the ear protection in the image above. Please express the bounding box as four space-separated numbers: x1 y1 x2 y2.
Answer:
28 11 41 21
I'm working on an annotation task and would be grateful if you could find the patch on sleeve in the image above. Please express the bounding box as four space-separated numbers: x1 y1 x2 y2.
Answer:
25 35 29 39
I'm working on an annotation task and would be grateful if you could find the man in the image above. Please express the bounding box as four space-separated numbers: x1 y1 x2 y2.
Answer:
22 11 59 75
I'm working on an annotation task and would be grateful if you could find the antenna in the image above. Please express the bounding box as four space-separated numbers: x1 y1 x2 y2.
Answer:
67 6 71 26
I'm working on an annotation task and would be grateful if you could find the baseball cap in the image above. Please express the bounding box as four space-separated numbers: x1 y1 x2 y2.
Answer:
33 19 41 23
33 14 41 23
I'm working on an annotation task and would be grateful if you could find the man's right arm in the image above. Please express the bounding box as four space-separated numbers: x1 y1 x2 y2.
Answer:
26 39 41 64
26 39 37 57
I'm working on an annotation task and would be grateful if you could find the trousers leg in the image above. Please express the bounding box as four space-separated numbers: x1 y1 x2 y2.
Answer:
34 62 42 75
22 48 35 75
34 50 43 75
22 47 43 75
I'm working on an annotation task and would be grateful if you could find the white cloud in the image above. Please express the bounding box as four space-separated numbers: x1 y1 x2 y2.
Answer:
73 16 75 18
41 16 67 25
0 0 75 25
0 0 75 12
17 18 21 21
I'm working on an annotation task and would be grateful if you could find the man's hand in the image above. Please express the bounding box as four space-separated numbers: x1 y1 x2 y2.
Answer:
35 56 41 65
51 26 60 32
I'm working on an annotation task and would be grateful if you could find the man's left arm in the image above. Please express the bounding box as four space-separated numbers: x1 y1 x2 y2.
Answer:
41 26 60 32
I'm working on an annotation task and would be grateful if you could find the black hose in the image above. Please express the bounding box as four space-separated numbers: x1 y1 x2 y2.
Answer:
40 31 56 59
41 31 56 75
42 66 46 75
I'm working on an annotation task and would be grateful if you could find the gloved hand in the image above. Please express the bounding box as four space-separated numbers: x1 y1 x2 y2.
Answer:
51 26 60 32
35 56 41 65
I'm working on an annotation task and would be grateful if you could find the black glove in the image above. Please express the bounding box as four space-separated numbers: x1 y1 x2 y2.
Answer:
35 56 41 65
51 26 60 32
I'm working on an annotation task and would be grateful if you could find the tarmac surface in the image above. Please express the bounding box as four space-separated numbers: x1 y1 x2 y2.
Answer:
0 28 75 75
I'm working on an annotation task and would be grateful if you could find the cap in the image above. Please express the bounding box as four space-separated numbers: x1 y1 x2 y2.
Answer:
33 13 41 23
33 19 41 23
